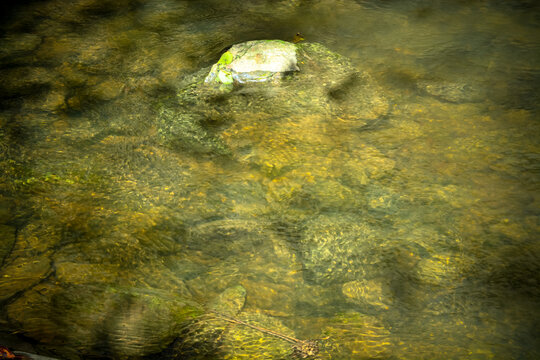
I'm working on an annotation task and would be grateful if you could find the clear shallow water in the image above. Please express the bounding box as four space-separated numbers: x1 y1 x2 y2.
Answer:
0 0 539 359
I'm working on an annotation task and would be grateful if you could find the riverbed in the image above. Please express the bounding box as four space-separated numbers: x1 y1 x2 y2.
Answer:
0 1 538 359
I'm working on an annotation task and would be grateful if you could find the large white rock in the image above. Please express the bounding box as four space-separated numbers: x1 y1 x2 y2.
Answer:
205 40 299 85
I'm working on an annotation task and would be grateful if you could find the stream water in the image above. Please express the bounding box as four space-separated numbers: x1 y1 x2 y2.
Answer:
0 0 539 359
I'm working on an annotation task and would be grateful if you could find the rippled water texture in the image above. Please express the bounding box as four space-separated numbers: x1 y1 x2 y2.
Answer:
1 0 539 359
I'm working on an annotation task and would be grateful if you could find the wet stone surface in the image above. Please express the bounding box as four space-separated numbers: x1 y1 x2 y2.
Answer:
157 40 389 159
205 40 300 85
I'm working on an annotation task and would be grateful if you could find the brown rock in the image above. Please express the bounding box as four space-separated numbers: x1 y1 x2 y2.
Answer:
0 256 52 301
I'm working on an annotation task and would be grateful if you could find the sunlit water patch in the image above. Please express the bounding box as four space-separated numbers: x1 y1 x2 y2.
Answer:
0 0 539 359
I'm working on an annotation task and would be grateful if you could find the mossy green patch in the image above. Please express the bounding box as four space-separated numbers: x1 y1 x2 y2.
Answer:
217 51 233 65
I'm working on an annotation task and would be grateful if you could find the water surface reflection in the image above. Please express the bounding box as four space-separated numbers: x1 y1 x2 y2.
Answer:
0 0 538 359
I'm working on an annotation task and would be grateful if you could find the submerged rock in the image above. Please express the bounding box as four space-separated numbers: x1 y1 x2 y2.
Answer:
158 40 389 155
0 33 42 63
208 285 247 315
217 311 294 359
169 284 315 359
322 312 392 359
0 256 52 302
180 40 388 115
170 285 247 358
171 284 304 359
342 278 393 310
417 79 484 103
298 214 379 285
416 254 470 287
157 106 230 155
0 67 56 97
6 284 202 359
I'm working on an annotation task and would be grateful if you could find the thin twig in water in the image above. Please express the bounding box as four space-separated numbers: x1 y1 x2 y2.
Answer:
211 311 322 358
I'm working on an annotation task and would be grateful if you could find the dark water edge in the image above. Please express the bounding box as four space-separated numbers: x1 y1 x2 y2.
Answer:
1 0 539 359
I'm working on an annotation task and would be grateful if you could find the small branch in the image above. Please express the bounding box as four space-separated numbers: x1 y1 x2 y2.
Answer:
211 311 301 344
209 311 321 359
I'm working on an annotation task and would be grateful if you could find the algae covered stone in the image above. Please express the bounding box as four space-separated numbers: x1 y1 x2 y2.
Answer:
205 40 299 85
218 311 294 359
209 284 247 315
163 40 389 156
6 284 202 359
175 40 388 124
298 214 378 285
171 285 247 358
